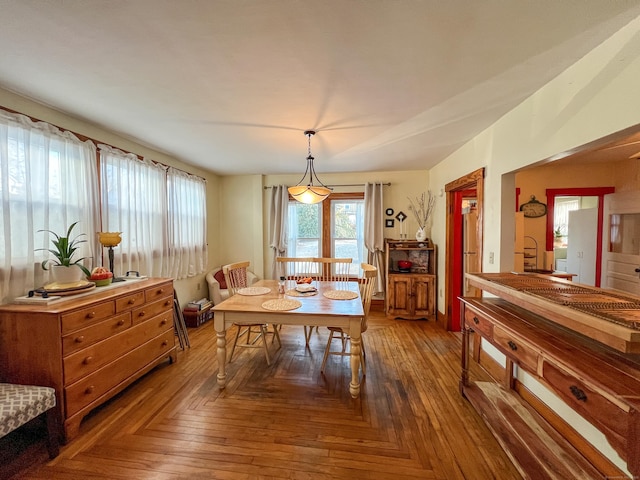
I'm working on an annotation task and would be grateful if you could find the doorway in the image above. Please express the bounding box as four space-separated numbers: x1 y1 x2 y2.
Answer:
445 168 484 331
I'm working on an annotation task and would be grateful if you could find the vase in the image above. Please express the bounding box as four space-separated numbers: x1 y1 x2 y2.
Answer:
416 227 427 242
51 265 84 284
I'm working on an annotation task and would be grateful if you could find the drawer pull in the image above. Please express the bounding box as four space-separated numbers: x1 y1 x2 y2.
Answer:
83 356 93 365
117 319 125 326
472 316 480 325
85 385 95 395
86 311 96 319
570 385 587 402
74 335 85 343
164 300 172 307
128 299 136 305
161 319 167 325
507 340 518 351
157 288 165 295
162 340 168 346
138 311 146 318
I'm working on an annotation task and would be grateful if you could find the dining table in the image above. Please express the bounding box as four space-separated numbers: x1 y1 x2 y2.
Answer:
213 278 365 397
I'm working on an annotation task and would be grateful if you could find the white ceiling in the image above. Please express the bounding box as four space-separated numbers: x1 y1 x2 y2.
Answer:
1 1 640 175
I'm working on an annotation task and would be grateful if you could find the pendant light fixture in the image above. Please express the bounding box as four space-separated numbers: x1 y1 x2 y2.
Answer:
288 130 331 204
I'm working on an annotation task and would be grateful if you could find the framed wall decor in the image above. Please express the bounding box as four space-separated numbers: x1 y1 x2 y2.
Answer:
386 208 394 216
385 219 394 228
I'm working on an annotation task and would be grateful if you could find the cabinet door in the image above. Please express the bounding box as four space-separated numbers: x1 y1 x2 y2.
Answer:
388 275 412 316
413 276 434 316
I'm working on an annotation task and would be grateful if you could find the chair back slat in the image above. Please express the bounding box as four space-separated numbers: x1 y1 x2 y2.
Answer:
222 260 251 296
316 257 352 282
276 257 317 281
359 263 377 332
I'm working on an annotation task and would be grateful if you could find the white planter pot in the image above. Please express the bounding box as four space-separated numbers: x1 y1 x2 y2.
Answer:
51 265 84 284
416 227 427 242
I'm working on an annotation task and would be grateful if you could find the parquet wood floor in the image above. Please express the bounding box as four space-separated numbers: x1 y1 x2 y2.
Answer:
1 310 521 479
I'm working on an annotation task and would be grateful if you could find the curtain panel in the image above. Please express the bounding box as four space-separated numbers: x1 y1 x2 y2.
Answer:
0 111 98 302
364 182 385 294
99 145 168 278
269 185 289 279
167 167 208 279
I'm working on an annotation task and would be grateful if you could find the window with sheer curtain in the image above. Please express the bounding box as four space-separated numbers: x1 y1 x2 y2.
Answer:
0 111 99 303
99 145 169 278
167 167 208 278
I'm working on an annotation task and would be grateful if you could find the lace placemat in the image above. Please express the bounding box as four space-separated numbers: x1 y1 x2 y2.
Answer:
323 289 358 300
237 286 271 296
261 298 302 311
286 288 318 297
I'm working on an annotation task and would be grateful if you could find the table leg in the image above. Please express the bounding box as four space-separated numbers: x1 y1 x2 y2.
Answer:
214 312 227 389
349 317 362 398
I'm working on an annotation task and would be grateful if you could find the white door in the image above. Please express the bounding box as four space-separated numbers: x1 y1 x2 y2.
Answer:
602 191 640 296
567 208 598 286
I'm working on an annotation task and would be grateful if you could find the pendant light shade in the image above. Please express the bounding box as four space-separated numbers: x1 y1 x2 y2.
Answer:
288 130 331 204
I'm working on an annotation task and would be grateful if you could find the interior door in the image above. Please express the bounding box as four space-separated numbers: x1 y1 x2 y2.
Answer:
602 191 640 295
566 208 598 285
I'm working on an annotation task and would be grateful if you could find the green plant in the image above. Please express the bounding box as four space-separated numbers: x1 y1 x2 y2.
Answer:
36 221 91 276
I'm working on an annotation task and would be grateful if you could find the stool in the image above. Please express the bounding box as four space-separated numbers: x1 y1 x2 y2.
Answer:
0 383 59 458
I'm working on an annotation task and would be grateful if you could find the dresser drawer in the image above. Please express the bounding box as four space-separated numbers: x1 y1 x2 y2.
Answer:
61 301 115 334
62 312 131 356
145 283 172 303
115 291 145 312
542 361 628 445
464 307 494 338
493 326 539 372
63 311 173 384
64 328 175 417
131 296 173 325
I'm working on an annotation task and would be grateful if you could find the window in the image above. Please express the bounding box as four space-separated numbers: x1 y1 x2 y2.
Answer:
287 193 365 276
0 111 98 302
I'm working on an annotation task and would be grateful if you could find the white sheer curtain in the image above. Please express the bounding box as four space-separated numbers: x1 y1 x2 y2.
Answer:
167 167 208 279
364 182 385 294
269 185 288 278
0 111 98 302
99 145 168 278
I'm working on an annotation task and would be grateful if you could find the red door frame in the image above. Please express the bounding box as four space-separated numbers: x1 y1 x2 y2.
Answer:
545 187 614 287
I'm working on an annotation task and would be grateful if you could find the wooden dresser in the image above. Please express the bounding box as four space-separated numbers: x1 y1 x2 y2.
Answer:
460 273 640 479
0 278 176 442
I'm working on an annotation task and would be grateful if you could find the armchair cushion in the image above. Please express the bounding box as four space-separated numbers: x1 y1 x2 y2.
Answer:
206 266 259 305
213 269 227 289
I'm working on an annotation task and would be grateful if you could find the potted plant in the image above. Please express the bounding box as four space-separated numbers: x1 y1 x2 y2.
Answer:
408 190 436 241
36 222 91 283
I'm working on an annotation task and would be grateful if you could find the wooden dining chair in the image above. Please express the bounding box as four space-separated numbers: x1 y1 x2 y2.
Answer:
304 257 353 345
223 261 281 365
321 263 377 375
276 257 318 282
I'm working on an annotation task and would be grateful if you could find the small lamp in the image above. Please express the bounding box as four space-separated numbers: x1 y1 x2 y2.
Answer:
97 232 124 282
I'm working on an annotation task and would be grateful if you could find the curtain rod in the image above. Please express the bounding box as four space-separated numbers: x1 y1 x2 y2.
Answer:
264 182 391 189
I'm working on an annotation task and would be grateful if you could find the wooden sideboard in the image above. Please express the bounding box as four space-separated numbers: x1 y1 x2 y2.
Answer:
460 272 640 479
0 278 176 442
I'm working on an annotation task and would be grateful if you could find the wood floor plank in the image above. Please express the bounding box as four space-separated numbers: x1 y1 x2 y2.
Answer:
2 311 523 479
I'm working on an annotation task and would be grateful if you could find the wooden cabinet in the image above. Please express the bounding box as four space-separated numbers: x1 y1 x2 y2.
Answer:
385 239 436 319
460 273 640 478
0 278 176 442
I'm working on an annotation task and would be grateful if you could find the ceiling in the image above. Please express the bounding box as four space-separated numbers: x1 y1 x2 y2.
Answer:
1 1 640 176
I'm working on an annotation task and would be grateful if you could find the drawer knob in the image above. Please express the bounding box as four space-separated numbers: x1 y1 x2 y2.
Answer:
507 340 518 351
86 311 96 319
117 319 125 326
138 311 146 317
164 300 171 307
74 335 85 343
85 385 95 394
162 340 168 346
128 299 135 305
472 316 479 325
161 319 167 325
157 288 164 295
83 356 93 365
570 385 587 402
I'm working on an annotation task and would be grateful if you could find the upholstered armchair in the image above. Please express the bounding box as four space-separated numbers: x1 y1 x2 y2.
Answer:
206 266 259 305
